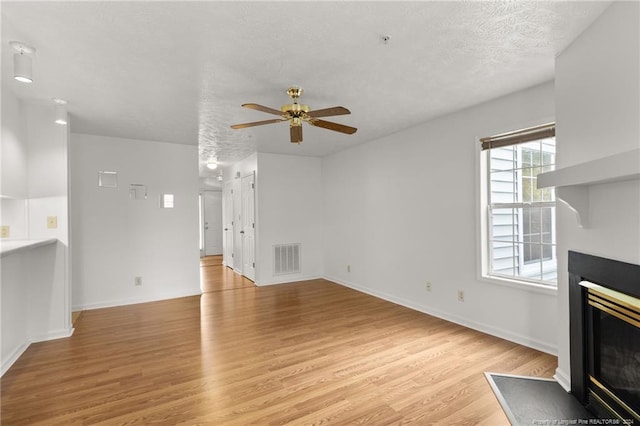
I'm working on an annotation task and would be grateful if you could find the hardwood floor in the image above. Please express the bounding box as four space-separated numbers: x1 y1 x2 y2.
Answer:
1 265 557 425
200 255 255 293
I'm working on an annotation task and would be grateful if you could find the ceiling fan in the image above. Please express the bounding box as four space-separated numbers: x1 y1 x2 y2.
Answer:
230 86 357 144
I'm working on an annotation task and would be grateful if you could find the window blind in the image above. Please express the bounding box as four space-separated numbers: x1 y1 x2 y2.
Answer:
480 122 555 151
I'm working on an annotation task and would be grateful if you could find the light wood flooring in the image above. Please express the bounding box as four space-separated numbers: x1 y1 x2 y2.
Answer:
200 255 255 293
1 261 557 425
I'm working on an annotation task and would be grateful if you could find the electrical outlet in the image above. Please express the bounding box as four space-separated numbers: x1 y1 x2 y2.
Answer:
347 265 351 273
426 281 432 291
457 290 465 302
135 276 142 286
0 226 9 238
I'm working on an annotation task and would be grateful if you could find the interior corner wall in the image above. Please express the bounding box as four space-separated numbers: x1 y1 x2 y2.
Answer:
1 86 29 237
26 103 70 245
70 133 201 310
1 89 71 375
255 152 323 285
322 81 559 354
554 1 640 388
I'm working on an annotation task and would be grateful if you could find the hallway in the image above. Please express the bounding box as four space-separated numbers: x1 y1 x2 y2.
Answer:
200 255 255 293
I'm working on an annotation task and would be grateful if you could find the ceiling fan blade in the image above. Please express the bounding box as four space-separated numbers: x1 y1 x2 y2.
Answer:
231 118 285 129
309 119 357 135
290 125 303 143
242 103 284 116
306 106 351 118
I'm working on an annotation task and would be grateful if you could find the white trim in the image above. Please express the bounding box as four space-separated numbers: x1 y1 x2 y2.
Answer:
326 275 557 355
1 341 30 377
1 327 75 377
479 274 558 296
30 327 75 343
72 289 202 311
554 367 571 392
256 275 322 287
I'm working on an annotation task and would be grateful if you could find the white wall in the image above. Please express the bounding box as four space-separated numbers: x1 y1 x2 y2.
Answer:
322 81 558 353
70 134 200 309
554 1 640 389
1 88 71 375
1 84 28 238
255 153 323 285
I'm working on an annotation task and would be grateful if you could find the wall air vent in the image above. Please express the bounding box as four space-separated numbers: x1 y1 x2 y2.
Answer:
273 243 301 275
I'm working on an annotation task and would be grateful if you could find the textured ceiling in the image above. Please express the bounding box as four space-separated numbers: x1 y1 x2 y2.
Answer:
1 1 610 184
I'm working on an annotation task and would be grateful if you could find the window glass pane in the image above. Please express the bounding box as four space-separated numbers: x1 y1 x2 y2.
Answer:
542 256 558 283
491 241 518 277
521 140 541 151
490 146 517 171
491 208 518 242
485 131 556 286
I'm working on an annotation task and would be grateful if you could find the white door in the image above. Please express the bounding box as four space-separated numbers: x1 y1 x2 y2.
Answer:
232 177 243 274
203 191 223 256
222 183 234 268
241 172 256 281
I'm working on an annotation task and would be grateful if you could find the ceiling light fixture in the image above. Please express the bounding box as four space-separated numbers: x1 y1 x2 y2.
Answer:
53 98 68 125
206 161 218 170
10 41 36 83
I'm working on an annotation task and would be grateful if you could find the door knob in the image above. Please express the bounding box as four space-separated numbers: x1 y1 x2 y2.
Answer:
224 228 228 231
240 231 245 234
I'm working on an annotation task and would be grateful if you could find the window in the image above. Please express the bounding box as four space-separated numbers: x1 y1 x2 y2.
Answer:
481 123 557 286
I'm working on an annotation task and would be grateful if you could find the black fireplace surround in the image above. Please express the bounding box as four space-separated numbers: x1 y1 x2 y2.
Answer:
568 251 640 422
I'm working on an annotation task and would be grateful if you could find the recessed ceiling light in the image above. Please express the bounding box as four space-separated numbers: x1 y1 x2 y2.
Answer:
53 98 68 125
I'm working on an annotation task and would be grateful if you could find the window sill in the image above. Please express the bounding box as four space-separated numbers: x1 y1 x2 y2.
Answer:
479 274 558 296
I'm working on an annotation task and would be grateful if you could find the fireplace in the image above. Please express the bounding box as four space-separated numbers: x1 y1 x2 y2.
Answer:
568 251 640 423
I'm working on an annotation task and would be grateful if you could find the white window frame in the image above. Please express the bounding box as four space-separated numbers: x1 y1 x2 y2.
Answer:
477 123 558 293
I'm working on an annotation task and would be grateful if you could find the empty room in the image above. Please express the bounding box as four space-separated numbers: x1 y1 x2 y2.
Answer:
1 1 638 424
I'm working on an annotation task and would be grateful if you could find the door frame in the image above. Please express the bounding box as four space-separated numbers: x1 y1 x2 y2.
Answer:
241 172 256 281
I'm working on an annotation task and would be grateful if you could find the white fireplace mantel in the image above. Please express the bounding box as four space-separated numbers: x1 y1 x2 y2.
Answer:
537 148 640 228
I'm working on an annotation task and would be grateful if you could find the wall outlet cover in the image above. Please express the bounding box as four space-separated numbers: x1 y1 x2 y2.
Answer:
47 216 58 229
0 226 9 238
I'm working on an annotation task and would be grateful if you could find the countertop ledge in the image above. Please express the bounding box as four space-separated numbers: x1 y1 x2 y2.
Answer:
1 239 58 258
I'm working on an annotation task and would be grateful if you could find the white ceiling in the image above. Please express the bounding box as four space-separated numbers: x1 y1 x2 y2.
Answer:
2 1 610 180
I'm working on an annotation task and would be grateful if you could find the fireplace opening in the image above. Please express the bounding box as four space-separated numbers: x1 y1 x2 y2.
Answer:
583 282 640 421
568 251 640 424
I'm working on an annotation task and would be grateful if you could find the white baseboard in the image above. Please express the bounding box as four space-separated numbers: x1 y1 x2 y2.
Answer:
554 367 571 392
1 341 30 377
30 327 75 343
255 275 323 287
325 275 557 356
73 288 202 311
2 326 76 377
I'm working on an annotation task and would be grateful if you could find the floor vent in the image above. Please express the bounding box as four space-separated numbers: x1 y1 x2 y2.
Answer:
273 243 301 275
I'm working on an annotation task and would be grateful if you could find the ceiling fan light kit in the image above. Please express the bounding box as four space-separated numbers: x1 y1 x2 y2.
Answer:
231 86 357 144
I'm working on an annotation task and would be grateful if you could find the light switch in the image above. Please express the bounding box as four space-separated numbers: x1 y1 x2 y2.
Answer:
47 216 58 229
0 226 9 238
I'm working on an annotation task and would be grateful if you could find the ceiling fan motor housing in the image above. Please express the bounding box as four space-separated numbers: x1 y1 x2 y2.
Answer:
281 102 310 117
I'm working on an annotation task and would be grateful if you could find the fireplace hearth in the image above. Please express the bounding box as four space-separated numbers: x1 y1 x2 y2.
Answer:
569 251 640 423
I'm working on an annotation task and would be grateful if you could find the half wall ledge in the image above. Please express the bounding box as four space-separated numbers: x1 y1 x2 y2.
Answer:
537 148 640 229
